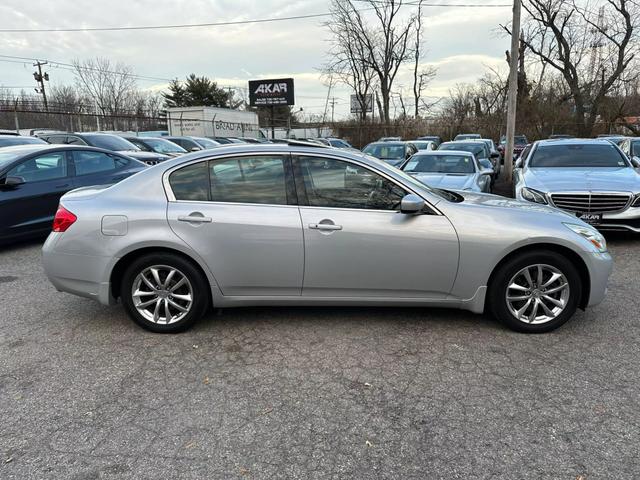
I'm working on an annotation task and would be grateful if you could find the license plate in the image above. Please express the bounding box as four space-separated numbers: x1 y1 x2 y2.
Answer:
577 212 603 224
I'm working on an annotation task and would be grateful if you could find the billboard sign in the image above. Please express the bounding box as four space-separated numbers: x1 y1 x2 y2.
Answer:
249 78 295 106
350 94 373 113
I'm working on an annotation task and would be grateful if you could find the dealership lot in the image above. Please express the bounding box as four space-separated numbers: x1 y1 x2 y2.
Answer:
1 236 639 479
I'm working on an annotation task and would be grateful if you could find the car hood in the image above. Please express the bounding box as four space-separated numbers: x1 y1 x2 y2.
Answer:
409 172 475 190
454 190 575 218
523 167 640 192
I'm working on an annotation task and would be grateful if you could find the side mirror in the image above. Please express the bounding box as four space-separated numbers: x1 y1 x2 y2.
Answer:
190 146 202 152
1 176 25 188
400 193 426 214
632 156 640 168
481 168 495 176
514 158 523 169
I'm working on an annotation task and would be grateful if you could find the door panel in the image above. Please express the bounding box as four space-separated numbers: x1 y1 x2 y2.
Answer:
293 154 459 298
165 155 303 296
299 207 459 298
0 151 72 240
168 203 304 295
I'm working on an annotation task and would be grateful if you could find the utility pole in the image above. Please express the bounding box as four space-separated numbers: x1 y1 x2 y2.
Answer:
504 0 521 184
330 97 336 123
33 61 49 112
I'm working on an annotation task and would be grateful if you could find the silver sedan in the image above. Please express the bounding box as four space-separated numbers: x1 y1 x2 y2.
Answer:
399 150 493 193
42 142 613 333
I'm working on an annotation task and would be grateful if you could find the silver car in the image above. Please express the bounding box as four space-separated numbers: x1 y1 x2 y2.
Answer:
42 142 613 334
399 150 493 193
515 138 640 232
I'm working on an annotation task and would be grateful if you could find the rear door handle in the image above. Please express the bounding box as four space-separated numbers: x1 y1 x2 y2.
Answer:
309 223 342 231
178 215 212 223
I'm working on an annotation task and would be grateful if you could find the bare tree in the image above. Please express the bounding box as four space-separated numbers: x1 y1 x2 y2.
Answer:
508 0 639 136
325 0 418 123
412 0 437 117
72 57 138 129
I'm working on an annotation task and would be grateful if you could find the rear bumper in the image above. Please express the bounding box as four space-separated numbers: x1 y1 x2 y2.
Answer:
42 233 117 305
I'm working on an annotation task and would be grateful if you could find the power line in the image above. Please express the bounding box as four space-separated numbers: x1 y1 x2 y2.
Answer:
0 2 511 33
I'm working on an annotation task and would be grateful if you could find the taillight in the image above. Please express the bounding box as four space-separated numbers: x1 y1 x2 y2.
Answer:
52 206 77 232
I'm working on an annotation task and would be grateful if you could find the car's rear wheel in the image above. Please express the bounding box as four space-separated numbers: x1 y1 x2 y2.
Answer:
489 250 582 333
120 253 209 333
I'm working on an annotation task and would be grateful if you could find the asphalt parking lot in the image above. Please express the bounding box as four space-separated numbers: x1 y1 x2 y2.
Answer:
1 236 639 480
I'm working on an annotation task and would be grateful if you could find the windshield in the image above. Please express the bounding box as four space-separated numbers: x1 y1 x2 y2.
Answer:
529 143 629 168
142 138 187 153
515 136 528 145
85 134 140 151
413 141 432 150
193 137 219 149
362 143 406 160
439 143 487 159
330 139 352 148
0 136 47 147
403 154 475 174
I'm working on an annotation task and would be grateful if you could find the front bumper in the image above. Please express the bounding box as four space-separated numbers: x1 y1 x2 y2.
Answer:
584 251 614 307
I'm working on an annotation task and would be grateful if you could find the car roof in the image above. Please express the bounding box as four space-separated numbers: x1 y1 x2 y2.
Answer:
535 138 620 146
414 149 473 156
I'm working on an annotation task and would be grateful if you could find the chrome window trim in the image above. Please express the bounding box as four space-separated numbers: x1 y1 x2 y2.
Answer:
162 150 443 215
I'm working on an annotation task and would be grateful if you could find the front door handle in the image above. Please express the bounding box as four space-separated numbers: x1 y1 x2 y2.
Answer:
178 215 212 223
309 223 342 231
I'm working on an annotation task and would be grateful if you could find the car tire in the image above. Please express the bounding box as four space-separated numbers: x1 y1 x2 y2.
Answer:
120 253 210 333
488 250 582 333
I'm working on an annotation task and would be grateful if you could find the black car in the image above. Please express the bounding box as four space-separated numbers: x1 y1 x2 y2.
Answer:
39 132 170 165
0 145 146 244
0 135 48 148
122 136 187 157
164 136 220 151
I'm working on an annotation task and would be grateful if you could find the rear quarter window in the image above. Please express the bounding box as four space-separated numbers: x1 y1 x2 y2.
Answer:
169 162 209 201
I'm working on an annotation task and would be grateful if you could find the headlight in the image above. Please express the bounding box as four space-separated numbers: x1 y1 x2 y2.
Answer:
564 223 607 252
521 187 548 204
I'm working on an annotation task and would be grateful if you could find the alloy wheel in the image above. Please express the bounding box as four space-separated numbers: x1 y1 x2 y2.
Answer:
131 265 193 325
505 264 570 325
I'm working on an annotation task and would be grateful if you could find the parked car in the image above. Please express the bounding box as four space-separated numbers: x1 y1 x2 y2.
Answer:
122 136 188 158
0 135 48 148
454 133 481 141
549 134 574 139
438 140 500 182
411 140 437 151
362 141 417 167
514 138 640 231
209 137 245 144
416 135 442 147
378 136 402 142
618 137 640 163
597 135 629 147
399 150 492 193
165 136 221 151
42 142 613 334
497 134 528 161
0 145 145 244
314 138 354 149
39 132 170 165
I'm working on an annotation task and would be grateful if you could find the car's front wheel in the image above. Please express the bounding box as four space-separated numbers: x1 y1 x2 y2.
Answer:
120 253 209 333
488 250 582 333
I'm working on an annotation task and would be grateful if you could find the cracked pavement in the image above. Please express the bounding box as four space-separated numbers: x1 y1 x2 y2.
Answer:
1 236 639 479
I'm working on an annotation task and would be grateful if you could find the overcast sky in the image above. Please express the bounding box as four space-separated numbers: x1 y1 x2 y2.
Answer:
0 0 513 119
